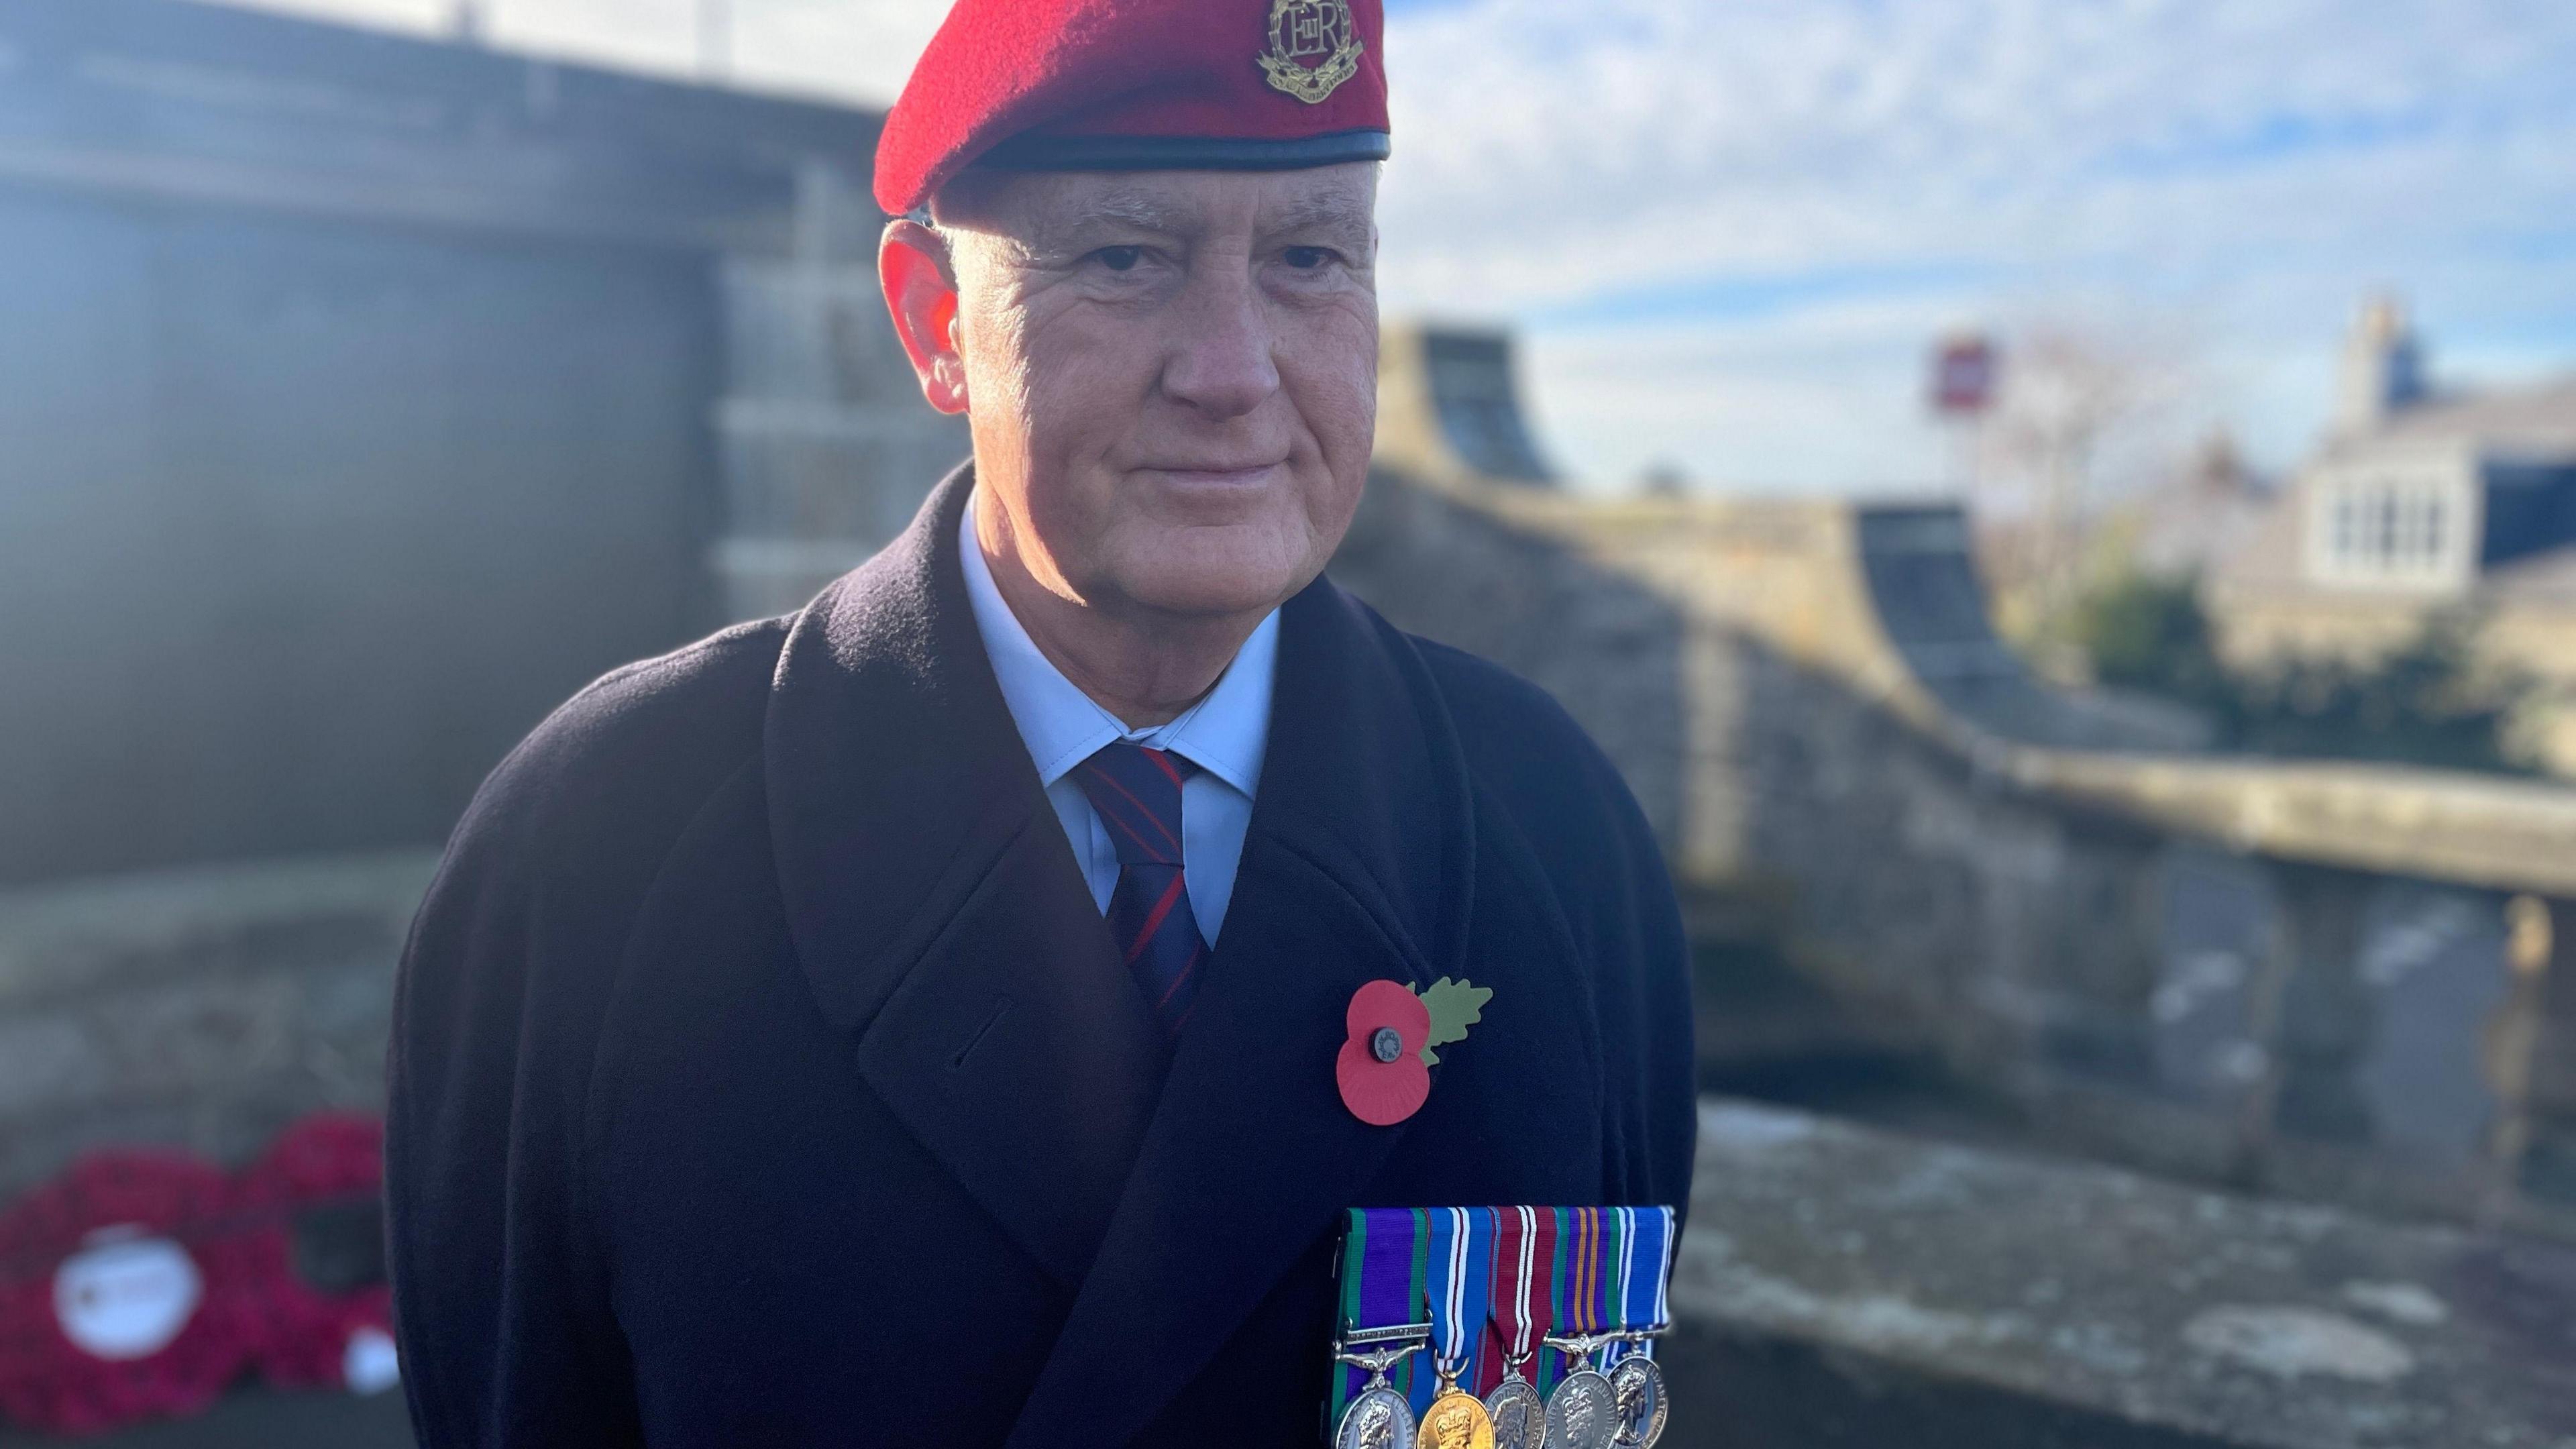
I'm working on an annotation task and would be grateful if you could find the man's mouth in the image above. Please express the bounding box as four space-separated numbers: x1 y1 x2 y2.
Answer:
1137 461 1286 486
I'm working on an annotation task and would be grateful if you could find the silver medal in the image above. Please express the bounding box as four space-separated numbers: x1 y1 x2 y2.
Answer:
1333 1333 1428 1449
1335 1383 1419 1449
1543 1366 1617 1449
1607 1355 1668 1447
1546 1361 1607 1444
1483 1373 1545 1449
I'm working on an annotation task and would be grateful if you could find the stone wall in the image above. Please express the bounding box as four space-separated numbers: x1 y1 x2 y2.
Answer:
708 165 969 624
1335 466 2576 1232
0 852 433 1200
0 0 926 885
1332 472 2173 1091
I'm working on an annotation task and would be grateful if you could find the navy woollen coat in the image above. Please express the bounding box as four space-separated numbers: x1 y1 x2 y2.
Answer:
385 466 1697 1446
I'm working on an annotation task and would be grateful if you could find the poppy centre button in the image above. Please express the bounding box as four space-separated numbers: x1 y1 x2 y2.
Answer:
1337 981 1430 1126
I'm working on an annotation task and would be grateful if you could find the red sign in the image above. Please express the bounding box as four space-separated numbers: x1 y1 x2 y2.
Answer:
1930 335 1998 416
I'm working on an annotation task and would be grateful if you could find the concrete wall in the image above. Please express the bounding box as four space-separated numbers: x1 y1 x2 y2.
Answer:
0 0 963 884
0 185 720 885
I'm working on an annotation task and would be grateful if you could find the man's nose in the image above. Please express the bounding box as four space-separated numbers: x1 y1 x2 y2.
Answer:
1159 266 1279 421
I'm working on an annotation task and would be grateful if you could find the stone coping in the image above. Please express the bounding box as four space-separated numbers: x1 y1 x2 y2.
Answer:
1682 1098 2576 1448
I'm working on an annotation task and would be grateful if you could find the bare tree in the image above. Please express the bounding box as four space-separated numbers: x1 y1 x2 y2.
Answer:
1975 319 2198 622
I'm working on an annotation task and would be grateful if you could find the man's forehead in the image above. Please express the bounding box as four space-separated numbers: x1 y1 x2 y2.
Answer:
942 165 1378 241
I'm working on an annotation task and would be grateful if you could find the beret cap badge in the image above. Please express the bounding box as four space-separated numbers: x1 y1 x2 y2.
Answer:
1260 0 1366 105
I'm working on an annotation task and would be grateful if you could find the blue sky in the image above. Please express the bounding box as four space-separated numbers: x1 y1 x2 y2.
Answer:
222 0 2576 496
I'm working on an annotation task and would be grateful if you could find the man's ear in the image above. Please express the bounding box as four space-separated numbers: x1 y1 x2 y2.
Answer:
879 219 967 415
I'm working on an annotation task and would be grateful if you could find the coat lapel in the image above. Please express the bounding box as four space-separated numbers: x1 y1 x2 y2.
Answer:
765 467 1165 1289
1006 578 1481 1446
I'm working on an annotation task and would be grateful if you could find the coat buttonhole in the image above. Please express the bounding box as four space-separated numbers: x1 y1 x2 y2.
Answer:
952 995 1013 1069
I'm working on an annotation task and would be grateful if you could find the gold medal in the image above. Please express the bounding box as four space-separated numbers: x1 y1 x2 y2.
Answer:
1421 1380 1496 1449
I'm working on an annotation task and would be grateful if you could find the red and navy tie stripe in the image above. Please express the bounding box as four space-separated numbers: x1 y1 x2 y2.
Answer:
1073 742 1207 1036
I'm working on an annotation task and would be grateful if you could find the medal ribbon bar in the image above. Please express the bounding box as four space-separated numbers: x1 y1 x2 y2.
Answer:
1326 1208 1432 1432
1428 1208 1483 1388
1325 1205 1676 1433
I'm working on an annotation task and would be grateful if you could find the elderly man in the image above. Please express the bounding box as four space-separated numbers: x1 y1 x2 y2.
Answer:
385 0 1694 1444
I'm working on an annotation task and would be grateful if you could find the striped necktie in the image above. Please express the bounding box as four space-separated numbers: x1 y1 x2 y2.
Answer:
1072 742 1208 1036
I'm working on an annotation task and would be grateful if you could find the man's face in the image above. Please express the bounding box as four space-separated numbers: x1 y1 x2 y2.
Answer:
930 163 1379 621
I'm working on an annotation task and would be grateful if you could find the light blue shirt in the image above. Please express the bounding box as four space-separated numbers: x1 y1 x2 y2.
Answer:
959 494 1277 943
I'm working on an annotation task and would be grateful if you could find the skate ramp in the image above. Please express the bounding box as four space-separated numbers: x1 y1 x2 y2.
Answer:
1856 507 2209 752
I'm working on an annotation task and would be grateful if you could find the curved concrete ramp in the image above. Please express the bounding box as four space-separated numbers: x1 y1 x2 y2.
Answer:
1375 324 1554 484
1858 506 2209 752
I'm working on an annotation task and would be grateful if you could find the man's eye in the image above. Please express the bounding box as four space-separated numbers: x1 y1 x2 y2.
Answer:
1092 246 1145 272
1283 246 1338 270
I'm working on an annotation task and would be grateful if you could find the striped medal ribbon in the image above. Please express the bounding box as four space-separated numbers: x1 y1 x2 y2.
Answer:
1417 1208 1495 1446
1479 1207 1548 1448
1328 1210 1431 1449
1541 1208 1619 1449
1603 1208 1672 1446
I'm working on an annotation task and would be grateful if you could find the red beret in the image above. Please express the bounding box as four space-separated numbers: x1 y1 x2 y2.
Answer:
875 0 1390 215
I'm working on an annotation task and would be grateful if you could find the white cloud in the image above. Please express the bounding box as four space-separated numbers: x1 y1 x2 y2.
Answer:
1374 0 2576 489
200 0 2576 493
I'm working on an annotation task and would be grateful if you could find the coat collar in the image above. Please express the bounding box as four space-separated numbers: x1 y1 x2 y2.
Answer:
766 465 1166 1287
765 464 1479 1438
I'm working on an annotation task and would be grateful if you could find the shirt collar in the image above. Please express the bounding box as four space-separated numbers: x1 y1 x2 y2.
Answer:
959 492 1275 798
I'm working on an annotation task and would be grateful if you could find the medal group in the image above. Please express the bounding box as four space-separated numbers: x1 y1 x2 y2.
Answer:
1327 1207 1674 1449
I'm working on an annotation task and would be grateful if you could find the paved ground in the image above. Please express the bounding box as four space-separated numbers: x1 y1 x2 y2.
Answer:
0 1389 413 1448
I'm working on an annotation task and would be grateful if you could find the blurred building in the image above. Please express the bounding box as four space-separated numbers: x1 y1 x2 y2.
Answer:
0 0 961 886
2128 431 2273 580
2207 296 2576 769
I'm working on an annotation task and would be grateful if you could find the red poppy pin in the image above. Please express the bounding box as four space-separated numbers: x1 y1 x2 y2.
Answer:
1336 977 1493 1126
